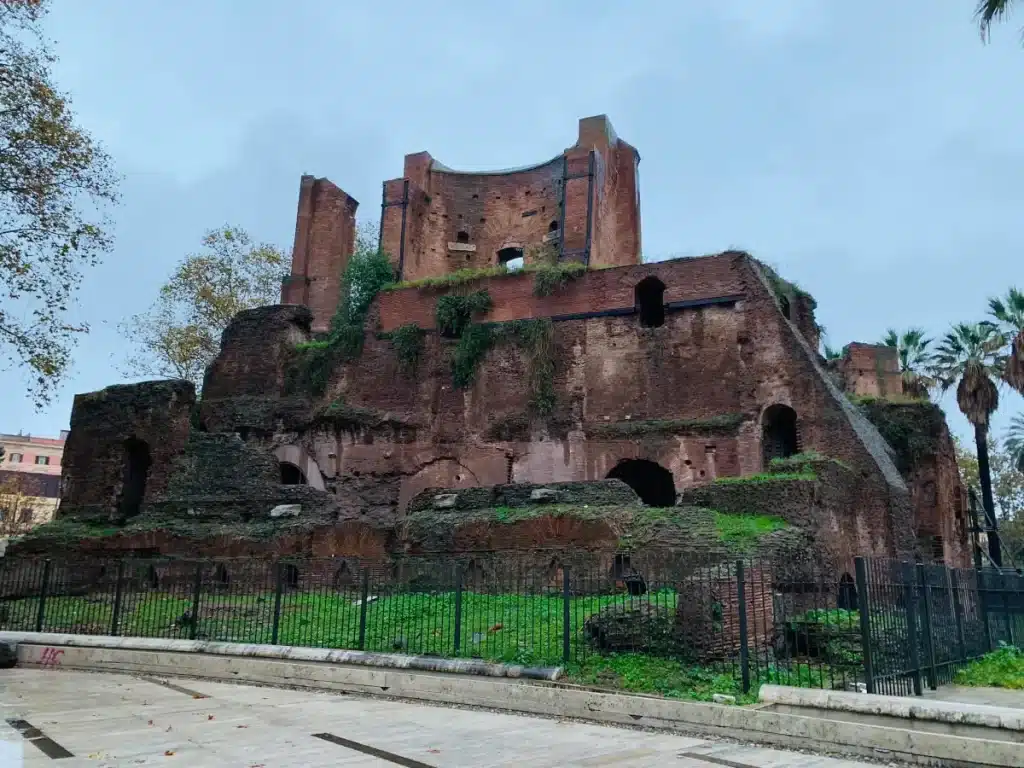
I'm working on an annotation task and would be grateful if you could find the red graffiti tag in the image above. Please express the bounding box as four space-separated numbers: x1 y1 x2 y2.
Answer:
39 647 64 667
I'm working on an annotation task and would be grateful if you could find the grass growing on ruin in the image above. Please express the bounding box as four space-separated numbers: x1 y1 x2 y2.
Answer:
384 260 586 298
712 512 787 550
713 472 816 485
586 414 745 439
953 646 1024 690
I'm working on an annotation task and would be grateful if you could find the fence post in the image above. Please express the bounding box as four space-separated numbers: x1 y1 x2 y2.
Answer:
736 560 750 694
1003 573 1016 648
357 568 369 651
916 564 938 690
34 559 52 633
188 562 203 641
270 562 284 645
109 560 126 637
980 570 995 652
854 558 875 694
452 566 463 656
903 563 923 696
947 568 967 665
562 567 571 665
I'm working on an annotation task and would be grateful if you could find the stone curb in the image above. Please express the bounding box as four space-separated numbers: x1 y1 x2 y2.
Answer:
4 634 1023 767
0 632 561 681
759 684 1024 731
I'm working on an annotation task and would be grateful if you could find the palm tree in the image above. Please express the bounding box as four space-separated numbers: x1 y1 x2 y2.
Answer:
932 321 1006 565
977 0 1020 41
881 328 936 398
1007 414 1024 473
988 287 1024 394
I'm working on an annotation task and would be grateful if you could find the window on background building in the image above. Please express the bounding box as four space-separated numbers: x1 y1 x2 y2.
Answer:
8 453 22 463
18 509 32 524
35 455 49 465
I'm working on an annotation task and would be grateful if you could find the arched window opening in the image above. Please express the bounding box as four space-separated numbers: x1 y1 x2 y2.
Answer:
837 573 858 610
119 438 151 519
634 277 666 328
213 563 230 587
546 557 562 588
456 230 469 244
606 459 676 507
612 553 632 579
779 295 792 320
548 220 559 234
497 246 524 271
145 565 159 590
279 462 306 485
761 404 799 467
283 563 300 590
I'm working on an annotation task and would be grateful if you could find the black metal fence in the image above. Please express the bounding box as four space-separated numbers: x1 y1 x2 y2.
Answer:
0 553 1020 697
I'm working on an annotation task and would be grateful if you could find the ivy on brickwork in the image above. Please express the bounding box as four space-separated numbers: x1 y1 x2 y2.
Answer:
586 414 745 439
435 291 493 338
385 323 427 375
532 261 586 297
759 262 818 311
287 248 396 395
855 397 944 473
448 317 557 417
385 258 586 298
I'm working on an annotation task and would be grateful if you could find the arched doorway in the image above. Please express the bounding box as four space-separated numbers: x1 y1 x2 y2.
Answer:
607 459 676 507
635 277 666 328
279 462 306 485
762 404 799 466
118 438 151 519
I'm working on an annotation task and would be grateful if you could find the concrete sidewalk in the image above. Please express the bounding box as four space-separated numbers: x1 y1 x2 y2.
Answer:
926 685 1024 711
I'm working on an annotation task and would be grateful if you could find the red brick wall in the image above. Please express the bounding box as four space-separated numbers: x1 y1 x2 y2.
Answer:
281 176 358 333
377 252 744 332
839 343 904 399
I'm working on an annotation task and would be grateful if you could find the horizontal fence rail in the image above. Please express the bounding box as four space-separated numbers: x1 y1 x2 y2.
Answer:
0 553 1020 697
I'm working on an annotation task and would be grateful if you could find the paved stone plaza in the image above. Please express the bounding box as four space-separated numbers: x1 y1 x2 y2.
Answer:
0 669 892 767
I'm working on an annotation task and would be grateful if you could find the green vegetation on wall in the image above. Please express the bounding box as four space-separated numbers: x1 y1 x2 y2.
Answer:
760 262 818 311
856 398 944 473
712 512 787 550
532 261 586 297
386 323 427 375
384 259 587 299
435 290 493 338
287 247 396 395
714 472 816 485
587 414 744 439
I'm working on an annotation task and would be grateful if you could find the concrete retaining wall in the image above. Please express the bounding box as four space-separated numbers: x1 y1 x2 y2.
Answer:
3 633 1022 767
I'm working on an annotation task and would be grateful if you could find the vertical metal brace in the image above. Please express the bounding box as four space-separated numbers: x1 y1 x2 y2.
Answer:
736 560 750 694
854 558 875 694
583 150 595 266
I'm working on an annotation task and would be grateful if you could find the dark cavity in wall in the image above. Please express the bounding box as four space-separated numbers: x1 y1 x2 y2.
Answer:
280 462 306 485
761 404 799 467
635 276 666 328
118 438 151 520
606 459 676 507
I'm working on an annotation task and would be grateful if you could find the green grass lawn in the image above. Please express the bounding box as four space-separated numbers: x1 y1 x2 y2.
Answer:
953 645 1024 690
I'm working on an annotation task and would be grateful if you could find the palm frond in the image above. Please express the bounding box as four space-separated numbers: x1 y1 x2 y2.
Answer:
976 0 1020 41
988 286 1024 333
1006 413 1024 473
1006 329 1024 394
933 322 1003 425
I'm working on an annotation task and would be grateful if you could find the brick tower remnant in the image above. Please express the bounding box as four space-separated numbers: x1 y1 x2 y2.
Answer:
280 175 359 333
379 114 642 283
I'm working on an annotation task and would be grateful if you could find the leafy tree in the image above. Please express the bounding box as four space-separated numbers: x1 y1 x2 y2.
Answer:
976 0 1020 41
957 436 1024 566
1007 413 1024 473
0 473 37 537
0 0 119 408
933 322 1006 565
988 287 1024 394
119 226 286 389
881 327 936 398
821 343 843 361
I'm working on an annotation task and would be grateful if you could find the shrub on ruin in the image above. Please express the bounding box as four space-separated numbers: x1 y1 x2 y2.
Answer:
532 261 586 297
435 291 492 338
388 323 427 375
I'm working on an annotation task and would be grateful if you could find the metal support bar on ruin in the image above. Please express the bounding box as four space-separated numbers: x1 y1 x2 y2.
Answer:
736 560 750 694
109 560 125 637
854 557 875 694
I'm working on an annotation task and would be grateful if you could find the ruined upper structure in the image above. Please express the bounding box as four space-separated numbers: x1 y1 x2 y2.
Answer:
32 115 971 573
282 115 642 331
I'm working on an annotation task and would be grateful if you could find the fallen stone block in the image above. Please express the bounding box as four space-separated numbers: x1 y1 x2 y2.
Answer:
433 493 458 510
269 504 302 518
529 488 559 503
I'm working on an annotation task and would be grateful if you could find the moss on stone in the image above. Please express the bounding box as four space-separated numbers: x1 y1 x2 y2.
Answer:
856 398 946 474
713 472 816 485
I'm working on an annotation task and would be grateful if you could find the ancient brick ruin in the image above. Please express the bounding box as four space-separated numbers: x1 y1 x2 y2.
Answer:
21 115 970 576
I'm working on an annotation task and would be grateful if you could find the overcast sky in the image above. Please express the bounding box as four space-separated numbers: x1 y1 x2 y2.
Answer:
2 0 1022 448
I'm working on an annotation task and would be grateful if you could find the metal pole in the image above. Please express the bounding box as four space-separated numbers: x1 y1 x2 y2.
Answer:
453 566 463 656
188 563 203 641
854 558 875 694
357 569 370 651
917 565 938 690
736 560 750 694
34 559 52 633
903 563 923 696
562 567 571 664
109 560 125 637
270 562 284 645
947 568 967 665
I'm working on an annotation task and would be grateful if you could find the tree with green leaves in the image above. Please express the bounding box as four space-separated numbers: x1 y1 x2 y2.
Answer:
1007 413 1024 473
0 0 120 409
988 287 1024 394
957 436 1024 565
119 226 286 389
881 327 936 399
976 0 1019 41
933 322 1007 565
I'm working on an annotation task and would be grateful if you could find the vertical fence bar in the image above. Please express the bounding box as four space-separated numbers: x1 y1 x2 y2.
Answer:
188 563 203 641
903 563 923 696
109 560 125 637
452 566 463 656
917 564 938 690
357 568 369 651
270 562 284 645
854 558 875 693
948 568 967 665
736 560 750 694
1003 574 1016 647
981 570 994 652
562 567 571 665
34 559 52 633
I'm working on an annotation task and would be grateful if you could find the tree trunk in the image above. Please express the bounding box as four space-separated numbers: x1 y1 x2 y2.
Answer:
975 424 1003 567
